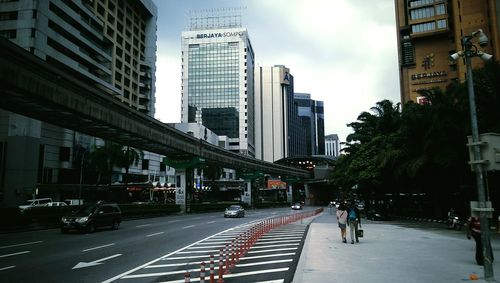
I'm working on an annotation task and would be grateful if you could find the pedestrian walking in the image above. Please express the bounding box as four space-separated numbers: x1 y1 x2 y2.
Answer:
336 202 348 243
347 202 361 244
466 216 494 265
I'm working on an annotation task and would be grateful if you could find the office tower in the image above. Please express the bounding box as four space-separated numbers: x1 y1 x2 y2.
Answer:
0 0 158 206
325 134 341 158
294 93 325 156
254 65 305 162
395 0 500 104
180 9 255 156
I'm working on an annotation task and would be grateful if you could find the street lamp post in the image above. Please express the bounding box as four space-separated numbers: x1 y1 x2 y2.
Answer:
450 29 494 281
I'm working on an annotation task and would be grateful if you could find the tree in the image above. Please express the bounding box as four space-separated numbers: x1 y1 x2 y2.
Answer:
117 145 144 186
87 141 143 185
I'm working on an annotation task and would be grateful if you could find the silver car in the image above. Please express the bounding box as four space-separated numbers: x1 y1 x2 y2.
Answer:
224 205 245 218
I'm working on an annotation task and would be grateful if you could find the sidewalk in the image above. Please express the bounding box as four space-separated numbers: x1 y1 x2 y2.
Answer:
293 209 500 283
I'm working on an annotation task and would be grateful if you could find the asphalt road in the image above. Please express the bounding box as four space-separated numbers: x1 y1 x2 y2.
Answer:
0 207 310 283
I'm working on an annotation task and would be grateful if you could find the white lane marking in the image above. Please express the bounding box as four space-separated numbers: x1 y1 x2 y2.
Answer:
176 249 219 254
122 269 190 279
239 252 296 260
0 241 42 249
263 232 304 236
136 224 152 228
207 221 216 224
192 217 201 220
236 259 293 267
187 245 224 249
146 262 216 269
82 243 115 252
194 241 229 245
163 254 212 261
248 247 298 254
181 225 195 229
251 243 299 249
0 251 30 258
167 220 180 223
72 254 122 269
146 232 164 237
253 280 284 283
156 267 289 283
256 239 301 245
101 226 240 283
0 266 16 271
259 235 304 240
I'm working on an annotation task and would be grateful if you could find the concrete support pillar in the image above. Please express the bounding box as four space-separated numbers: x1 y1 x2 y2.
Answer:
287 185 293 204
242 181 251 206
304 184 311 206
175 168 193 213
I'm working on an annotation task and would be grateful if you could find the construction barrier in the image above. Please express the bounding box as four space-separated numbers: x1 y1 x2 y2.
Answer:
190 207 323 282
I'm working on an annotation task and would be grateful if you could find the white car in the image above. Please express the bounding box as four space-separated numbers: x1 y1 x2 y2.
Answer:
18 198 53 211
44 202 68 207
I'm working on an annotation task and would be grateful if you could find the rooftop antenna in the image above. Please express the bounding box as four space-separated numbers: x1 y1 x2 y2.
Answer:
187 7 246 31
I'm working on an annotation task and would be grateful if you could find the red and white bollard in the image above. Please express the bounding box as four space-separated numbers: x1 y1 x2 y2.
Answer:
224 244 230 273
209 254 215 283
184 271 191 283
200 261 206 283
218 249 224 283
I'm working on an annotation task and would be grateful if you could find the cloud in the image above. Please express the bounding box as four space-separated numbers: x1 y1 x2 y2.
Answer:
154 42 182 124
153 0 400 142
248 0 400 141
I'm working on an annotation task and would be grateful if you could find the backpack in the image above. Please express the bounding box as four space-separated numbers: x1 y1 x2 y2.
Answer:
348 209 357 221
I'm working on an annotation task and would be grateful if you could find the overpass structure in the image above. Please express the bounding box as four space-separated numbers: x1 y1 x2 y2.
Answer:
0 38 310 179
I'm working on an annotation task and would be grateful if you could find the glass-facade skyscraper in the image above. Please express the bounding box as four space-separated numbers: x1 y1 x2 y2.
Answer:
181 24 255 156
294 93 325 156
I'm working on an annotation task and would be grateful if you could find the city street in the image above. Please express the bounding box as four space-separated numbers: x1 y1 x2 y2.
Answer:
0 207 306 282
3 206 500 282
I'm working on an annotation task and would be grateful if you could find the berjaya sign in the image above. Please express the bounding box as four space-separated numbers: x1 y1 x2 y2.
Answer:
196 31 245 39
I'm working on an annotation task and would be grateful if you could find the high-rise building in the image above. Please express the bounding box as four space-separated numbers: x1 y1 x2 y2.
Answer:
0 0 158 206
254 65 305 162
294 93 325 156
395 0 500 104
180 10 255 156
325 134 341 158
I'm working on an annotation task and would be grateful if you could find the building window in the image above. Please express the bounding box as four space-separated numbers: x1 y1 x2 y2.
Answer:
409 0 435 8
410 6 434 20
59 147 70 161
436 4 445 15
411 21 436 33
436 19 447 29
142 159 149 170
0 11 18 21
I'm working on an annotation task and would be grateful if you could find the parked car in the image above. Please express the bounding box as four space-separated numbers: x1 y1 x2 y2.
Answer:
224 205 245 218
60 202 121 233
44 201 68 207
64 199 84 205
291 203 303 210
366 208 391 221
18 198 53 212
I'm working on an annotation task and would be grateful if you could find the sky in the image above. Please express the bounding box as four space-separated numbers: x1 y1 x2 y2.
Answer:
152 0 401 143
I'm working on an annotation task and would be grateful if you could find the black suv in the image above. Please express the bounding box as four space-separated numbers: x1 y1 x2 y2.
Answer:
61 202 122 233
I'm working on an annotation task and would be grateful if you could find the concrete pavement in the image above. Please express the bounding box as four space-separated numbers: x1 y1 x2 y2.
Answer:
293 208 500 283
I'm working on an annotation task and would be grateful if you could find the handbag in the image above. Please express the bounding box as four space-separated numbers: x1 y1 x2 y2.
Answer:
357 224 364 238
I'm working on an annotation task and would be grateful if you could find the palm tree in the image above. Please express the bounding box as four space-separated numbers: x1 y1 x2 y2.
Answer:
117 145 144 187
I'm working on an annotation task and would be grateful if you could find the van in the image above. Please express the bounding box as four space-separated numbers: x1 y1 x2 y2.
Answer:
60 202 122 233
18 198 53 212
